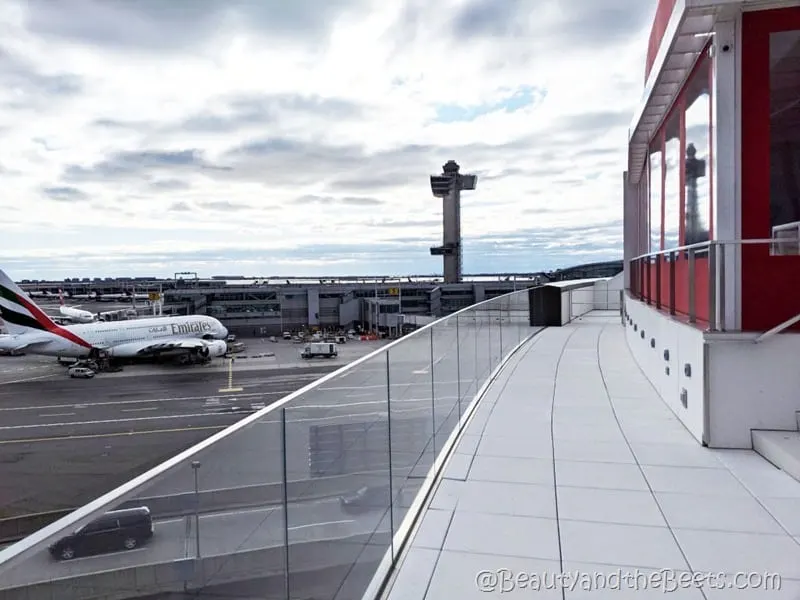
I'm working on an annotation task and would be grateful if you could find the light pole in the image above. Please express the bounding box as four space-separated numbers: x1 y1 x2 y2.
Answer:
191 460 201 559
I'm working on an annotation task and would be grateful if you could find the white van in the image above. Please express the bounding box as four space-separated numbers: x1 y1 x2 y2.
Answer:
68 366 95 379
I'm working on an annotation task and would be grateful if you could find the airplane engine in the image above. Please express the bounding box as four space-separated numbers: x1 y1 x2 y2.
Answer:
204 340 227 357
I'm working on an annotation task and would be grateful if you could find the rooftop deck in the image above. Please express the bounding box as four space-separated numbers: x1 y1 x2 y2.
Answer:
383 313 800 599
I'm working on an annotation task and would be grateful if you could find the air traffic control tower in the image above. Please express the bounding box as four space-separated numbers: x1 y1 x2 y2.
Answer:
429 160 477 284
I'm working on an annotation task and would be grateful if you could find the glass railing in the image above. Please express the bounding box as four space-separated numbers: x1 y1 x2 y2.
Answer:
0 288 534 600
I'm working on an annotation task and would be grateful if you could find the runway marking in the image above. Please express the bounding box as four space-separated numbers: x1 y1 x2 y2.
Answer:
0 374 58 385
289 519 354 531
38 412 76 418
412 355 447 375
0 412 248 431
121 407 159 412
0 425 227 445
0 390 292 412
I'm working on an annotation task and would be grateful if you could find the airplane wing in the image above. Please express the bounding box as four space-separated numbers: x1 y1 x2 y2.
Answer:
111 338 227 357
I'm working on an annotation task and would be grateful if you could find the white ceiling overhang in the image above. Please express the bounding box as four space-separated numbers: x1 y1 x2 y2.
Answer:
627 0 800 184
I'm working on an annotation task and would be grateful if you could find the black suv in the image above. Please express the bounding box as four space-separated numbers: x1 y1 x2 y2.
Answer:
48 506 154 560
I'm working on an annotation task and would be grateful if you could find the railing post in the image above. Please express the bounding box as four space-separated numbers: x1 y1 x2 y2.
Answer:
655 256 662 309
646 260 652 305
708 243 717 332
669 251 676 315
688 248 696 323
639 259 645 301
718 243 726 331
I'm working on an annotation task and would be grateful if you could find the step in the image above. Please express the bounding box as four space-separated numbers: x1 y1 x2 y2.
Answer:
752 429 800 484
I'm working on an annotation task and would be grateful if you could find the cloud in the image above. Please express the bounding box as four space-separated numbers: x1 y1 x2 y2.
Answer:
295 194 383 207
0 0 653 278
42 185 88 201
63 149 231 182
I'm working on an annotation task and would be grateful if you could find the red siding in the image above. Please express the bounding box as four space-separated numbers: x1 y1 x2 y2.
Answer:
646 0 679 82
741 8 800 332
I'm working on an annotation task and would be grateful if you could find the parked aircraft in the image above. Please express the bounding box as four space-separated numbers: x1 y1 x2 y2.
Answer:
0 269 228 361
58 290 97 323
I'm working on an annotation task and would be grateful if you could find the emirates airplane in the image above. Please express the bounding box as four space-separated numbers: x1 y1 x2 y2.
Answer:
0 268 229 361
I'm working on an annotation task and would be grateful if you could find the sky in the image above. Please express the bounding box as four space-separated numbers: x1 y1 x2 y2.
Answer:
0 0 656 280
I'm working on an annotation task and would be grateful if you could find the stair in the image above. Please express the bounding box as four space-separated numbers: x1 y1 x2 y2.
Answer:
752 414 800 484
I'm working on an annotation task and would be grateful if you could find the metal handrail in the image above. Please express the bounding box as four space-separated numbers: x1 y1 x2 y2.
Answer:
753 311 800 343
630 237 787 262
628 237 800 333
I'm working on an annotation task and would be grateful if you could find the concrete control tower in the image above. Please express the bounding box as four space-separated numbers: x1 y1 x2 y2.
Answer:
429 160 477 284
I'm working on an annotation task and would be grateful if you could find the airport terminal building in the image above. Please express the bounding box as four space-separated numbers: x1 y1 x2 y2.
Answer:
17 261 622 336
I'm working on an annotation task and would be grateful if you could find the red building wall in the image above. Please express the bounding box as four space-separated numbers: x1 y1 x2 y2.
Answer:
741 8 800 332
646 0 679 82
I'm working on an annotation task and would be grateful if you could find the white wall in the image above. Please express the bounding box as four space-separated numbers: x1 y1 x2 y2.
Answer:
707 334 800 448
594 273 623 310
569 288 595 321
624 294 706 444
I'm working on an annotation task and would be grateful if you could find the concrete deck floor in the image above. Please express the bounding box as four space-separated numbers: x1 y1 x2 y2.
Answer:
384 313 800 599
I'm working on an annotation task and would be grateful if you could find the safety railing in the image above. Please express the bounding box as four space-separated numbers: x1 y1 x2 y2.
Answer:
629 238 799 332
0 289 535 600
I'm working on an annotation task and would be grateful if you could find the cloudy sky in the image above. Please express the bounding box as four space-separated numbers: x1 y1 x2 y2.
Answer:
0 0 655 280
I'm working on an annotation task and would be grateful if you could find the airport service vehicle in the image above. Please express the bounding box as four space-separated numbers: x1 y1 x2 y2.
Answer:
48 506 153 561
0 268 229 363
68 366 95 379
283 331 292 340
300 342 337 359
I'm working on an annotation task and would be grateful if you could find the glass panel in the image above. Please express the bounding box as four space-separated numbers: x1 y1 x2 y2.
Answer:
489 302 501 370
456 311 478 414
649 140 663 252
387 331 434 536
0 413 287 596
684 54 711 245
664 111 681 249
284 353 391 600
475 304 491 384
769 30 800 229
431 319 461 459
500 294 516 358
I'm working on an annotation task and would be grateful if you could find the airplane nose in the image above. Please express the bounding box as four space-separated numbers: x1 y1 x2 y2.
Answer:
220 326 229 339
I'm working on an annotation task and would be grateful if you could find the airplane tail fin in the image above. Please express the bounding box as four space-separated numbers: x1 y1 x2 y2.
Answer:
0 269 59 335
58 289 65 306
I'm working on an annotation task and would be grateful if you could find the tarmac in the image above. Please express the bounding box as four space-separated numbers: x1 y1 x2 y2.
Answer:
0 338 386 516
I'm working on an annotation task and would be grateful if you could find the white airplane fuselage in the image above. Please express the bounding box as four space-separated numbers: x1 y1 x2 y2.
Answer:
0 315 229 359
59 305 96 323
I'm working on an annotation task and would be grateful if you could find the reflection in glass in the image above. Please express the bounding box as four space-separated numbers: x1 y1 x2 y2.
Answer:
663 112 680 249
649 141 662 252
684 54 711 244
770 30 800 229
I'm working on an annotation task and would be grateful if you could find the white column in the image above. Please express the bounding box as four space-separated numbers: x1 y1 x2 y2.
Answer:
712 17 742 331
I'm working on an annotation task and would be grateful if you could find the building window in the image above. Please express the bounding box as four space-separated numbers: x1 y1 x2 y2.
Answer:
663 111 681 249
769 30 800 231
649 138 663 252
683 54 711 245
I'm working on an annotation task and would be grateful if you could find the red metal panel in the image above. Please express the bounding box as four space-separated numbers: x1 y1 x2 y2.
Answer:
646 0 679 82
741 8 800 332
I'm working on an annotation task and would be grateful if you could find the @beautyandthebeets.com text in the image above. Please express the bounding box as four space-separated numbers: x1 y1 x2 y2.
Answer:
474 568 783 593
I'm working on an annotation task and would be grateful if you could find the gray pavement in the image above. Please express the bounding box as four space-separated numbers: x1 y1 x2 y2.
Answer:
0 313 534 594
